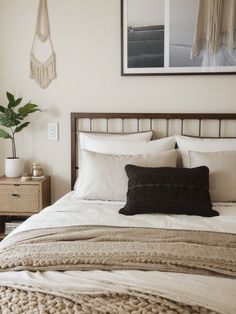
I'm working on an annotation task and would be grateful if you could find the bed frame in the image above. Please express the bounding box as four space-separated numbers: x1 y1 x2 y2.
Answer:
71 112 236 188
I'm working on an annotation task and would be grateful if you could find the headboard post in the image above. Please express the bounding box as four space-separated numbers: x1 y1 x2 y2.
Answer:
71 113 77 189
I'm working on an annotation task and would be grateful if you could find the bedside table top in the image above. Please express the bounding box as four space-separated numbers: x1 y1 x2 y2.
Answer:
0 176 50 185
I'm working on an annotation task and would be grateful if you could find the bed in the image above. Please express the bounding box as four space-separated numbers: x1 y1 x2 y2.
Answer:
0 112 236 314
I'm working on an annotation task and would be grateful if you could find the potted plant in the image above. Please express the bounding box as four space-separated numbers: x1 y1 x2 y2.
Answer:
0 92 40 177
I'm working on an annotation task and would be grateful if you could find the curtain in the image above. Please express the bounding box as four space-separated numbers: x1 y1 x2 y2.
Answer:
191 0 236 66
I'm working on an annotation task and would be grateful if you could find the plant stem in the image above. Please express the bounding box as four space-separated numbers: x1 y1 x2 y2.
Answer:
11 138 16 158
10 128 16 158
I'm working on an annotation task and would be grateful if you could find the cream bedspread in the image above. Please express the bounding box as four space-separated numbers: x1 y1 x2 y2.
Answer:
1 225 235 278
0 192 236 313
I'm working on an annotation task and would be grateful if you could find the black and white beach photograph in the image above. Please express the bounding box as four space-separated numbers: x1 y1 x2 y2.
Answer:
127 0 165 69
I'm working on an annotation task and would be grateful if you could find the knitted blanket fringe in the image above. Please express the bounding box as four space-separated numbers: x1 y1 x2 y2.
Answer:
0 225 235 278
0 286 219 314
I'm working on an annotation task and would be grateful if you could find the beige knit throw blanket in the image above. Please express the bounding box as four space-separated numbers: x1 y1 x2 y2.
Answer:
0 225 235 278
0 286 219 314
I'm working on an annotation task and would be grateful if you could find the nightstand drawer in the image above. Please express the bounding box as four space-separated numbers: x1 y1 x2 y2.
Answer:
0 185 39 213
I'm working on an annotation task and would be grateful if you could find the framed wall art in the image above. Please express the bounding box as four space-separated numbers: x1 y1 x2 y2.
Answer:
121 0 236 75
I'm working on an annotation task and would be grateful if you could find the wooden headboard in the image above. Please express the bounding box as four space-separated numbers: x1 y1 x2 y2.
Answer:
71 112 236 189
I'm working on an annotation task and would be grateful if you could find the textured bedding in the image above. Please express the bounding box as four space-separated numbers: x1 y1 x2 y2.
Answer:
0 192 236 314
0 286 219 314
1 225 235 277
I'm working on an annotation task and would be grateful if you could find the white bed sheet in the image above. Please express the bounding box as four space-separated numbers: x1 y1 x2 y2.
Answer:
5 191 236 237
0 192 236 314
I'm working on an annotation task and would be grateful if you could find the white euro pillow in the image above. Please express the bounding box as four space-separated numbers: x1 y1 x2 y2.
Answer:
78 131 151 171
79 135 176 155
176 135 236 167
79 131 153 142
75 135 176 190
74 149 178 201
189 150 236 202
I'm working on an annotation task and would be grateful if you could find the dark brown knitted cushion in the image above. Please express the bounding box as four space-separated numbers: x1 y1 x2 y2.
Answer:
119 165 219 217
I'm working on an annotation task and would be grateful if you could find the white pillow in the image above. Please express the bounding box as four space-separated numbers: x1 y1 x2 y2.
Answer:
189 150 236 202
75 149 178 201
79 131 153 142
79 135 176 155
176 135 236 167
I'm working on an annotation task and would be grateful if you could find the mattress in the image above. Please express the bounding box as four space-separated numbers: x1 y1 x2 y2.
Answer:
0 192 236 313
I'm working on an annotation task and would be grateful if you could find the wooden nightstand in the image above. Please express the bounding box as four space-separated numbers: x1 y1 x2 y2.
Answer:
0 176 51 240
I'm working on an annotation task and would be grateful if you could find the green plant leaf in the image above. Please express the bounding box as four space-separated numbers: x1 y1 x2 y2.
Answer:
0 109 21 127
0 128 11 139
18 103 40 118
6 92 15 103
7 109 21 124
0 113 16 127
15 98 22 105
14 122 30 133
0 105 6 113
7 93 22 109
0 94 40 139
11 97 22 108
6 92 15 108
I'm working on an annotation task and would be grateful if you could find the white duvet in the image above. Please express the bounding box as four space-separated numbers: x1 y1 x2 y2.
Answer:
0 192 236 314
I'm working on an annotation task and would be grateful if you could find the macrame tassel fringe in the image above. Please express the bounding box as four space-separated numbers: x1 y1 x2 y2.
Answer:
30 54 56 89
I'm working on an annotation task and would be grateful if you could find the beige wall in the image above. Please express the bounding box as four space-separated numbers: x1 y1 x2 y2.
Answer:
0 141 5 175
0 0 236 201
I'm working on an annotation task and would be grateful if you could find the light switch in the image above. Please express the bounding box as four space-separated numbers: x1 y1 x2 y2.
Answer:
48 123 59 140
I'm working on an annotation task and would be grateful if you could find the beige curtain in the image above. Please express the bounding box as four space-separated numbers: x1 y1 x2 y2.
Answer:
191 0 236 59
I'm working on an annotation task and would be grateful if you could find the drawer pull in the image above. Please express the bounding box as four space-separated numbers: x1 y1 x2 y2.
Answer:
11 193 20 198
14 184 20 187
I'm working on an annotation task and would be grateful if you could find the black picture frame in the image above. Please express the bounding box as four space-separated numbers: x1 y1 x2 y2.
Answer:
121 0 236 76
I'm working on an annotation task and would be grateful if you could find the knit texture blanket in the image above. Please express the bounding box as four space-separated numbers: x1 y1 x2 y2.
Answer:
0 225 235 278
0 286 219 314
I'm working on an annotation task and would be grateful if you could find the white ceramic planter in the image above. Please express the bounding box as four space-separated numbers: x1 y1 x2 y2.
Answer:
5 158 24 178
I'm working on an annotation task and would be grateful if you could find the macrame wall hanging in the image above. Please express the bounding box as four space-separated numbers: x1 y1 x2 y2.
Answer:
30 0 56 89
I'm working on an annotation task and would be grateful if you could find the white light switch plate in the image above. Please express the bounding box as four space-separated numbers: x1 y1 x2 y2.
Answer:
48 123 59 140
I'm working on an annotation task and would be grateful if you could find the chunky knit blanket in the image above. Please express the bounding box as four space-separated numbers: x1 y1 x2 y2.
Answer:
0 286 219 314
0 225 235 277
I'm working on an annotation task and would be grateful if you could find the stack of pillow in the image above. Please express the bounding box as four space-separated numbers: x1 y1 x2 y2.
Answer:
176 135 236 203
74 131 236 217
